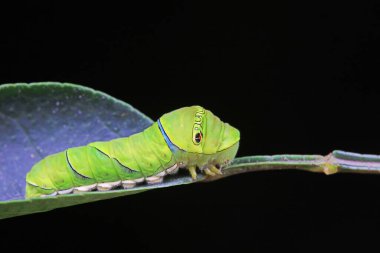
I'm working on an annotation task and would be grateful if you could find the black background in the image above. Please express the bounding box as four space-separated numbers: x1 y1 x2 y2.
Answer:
1 2 380 252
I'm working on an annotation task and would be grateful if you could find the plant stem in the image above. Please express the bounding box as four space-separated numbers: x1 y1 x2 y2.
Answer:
205 150 380 181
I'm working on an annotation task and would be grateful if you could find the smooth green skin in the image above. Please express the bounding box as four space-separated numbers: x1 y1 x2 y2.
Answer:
26 106 240 198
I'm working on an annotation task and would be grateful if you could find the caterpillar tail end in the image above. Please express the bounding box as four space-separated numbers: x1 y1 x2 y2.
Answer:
25 183 56 199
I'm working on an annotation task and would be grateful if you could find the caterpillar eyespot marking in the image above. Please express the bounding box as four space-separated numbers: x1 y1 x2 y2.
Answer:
25 106 240 198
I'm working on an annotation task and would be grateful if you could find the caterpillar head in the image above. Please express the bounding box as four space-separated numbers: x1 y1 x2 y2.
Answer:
158 106 240 169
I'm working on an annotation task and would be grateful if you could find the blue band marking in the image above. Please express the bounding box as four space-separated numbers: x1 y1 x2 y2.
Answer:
157 119 182 153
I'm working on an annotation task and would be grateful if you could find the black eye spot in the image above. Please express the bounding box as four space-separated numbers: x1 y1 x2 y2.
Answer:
195 132 202 143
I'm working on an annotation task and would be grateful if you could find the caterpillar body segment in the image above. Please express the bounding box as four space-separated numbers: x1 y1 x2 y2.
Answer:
25 106 240 198
26 122 173 197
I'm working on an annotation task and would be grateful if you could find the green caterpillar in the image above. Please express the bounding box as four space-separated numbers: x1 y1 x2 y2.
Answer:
25 106 240 198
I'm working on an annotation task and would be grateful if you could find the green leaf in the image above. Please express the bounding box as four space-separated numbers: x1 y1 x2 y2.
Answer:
2 82 380 220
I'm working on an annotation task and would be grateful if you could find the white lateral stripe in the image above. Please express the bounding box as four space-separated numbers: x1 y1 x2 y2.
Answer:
156 171 166 177
166 163 178 174
146 176 163 184
41 192 57 197
133 178 145 183
97 181 121 190
58 188 73 195
74 183 97 192
122 180 135 184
